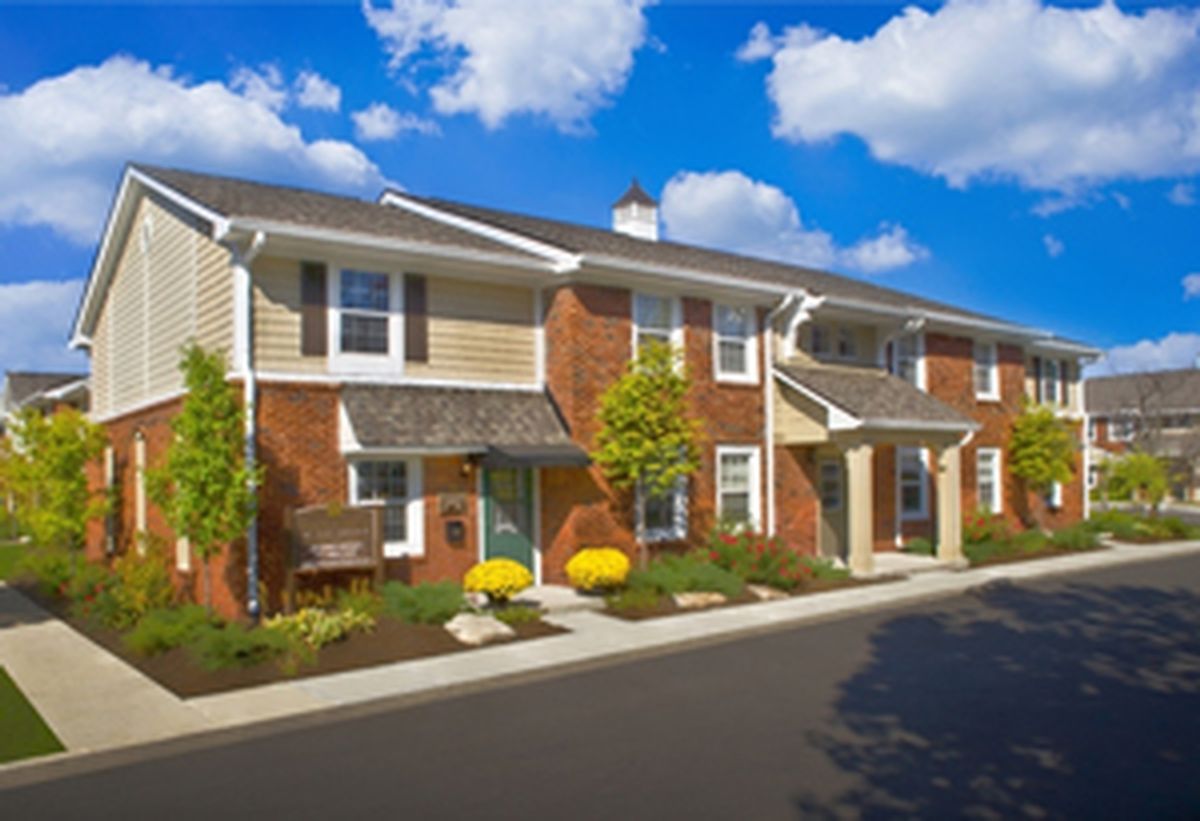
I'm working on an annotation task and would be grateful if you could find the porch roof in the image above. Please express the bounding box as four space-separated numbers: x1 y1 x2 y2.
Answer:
775 363 977 433
341 384 588 461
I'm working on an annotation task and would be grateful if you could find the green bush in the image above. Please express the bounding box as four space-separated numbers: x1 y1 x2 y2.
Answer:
964 540 1009 565
335 580 383 619
963 511 1011 545
605 586 662 613
801 556 851 581
706 529 807 590
492 605 541 627
628 554 744 599
380 581 465 625
17 548 82 597
1049 523 1099 551
903 537 934 556
125 605 216 656
1013 529 1048 553
105 548 175 629
263 607 375 650
188 622 303 671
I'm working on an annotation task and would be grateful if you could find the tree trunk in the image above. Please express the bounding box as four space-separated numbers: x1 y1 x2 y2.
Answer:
202 557 212 613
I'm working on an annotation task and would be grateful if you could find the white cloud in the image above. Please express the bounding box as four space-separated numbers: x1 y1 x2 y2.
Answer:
0 279 88 373
352 102 440 140
294 70 342 112
1183 272 1200 300
1043 233 1065 258
1111 191 1131 210
736 22 783 62
0 55 382 243
362 0 653 131
230 63 288 112
746 0 1200 192
1168 181 1197 205
660 170 928 275
1085 332 1200 377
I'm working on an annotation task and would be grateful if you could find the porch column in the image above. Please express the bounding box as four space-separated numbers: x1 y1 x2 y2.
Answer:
845 442 875 576
935 444 963 563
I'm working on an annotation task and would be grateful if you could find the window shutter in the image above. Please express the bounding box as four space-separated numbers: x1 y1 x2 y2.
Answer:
300 262 328 357
404 273 428 363
1060 360 1069 407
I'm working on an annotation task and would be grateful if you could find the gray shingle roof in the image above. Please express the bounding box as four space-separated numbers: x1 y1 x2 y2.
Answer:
133 165 541 260
776 362 975 429
1085 369 1200 415
613 179 657 208
3 371 87 408
342 385 579 450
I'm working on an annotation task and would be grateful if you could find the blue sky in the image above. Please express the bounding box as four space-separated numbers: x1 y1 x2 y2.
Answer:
1 0 1198 376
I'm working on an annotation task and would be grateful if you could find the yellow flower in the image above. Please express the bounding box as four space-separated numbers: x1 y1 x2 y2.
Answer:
463 559 533 603
566 547 631 592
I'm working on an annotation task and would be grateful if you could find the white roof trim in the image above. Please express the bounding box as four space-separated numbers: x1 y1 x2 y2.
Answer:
774 368 861 431
774 369 978 434
858 417 980 433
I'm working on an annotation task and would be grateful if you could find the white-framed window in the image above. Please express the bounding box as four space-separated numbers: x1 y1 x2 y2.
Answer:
836 326 858 360
348 457 424 558
1045 481 1063 510
819 460 843 511
892 333 924 389
976 447 1002 513
1042 358 1060 405
974 341 999 400
639 476 688 542
331 268 403 373
897 447 929 520
716 445 761 530
1087 465 1100 489
1087 417 1098 442
1110 415 1136 442
713 304 758 383
134 431 147 540
809 324 831 357
633 292 681 358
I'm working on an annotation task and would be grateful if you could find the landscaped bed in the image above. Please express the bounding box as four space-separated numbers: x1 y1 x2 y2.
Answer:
959 515 1107 568
1087 509 1200 545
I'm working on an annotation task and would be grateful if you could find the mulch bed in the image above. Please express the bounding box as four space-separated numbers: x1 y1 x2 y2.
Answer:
12 583 565 698
606 576 893 621
966 543 1107 568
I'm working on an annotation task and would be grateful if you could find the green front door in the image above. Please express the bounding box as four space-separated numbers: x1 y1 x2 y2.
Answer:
483 468 535 572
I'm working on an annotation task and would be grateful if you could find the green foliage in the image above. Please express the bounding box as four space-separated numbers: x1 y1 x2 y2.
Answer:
0 542 24 581
148 344 262 610
1013 529 1049 553
263 607 375 650
0 406 107 551
963 511 1012 545
1049 523 1100 551
1106 453 1169 509
492 605 541 626
380 581 465 624
705 528 813 591
800 556 851 581
627 553 744 598
187 622 303 671
104 547 175 629
17 547 84 597
334 579 383 619
1087 509 1200 542
903 537 934 556
591 340 703 534
1008 403 1076 502
604 586 662 614
124 605 217 656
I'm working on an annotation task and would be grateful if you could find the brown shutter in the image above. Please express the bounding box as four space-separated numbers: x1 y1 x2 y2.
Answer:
300 262 327 357
404 273 428 363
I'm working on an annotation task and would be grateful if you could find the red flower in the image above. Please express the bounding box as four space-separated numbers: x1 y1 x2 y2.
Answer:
709 550 720 561
720 534 738 546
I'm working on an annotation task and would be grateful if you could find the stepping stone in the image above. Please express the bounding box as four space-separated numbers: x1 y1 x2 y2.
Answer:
672 592 727 610
747 584 789 602
444 613 516 646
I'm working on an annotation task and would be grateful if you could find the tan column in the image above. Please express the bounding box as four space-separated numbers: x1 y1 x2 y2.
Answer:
936 444 963 563
845 441 875 576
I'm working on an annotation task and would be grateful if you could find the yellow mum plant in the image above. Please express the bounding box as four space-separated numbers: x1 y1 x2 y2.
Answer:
463 558 533 603
566 547 631 592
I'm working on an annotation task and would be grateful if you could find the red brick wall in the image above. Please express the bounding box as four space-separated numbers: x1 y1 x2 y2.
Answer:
774 445 818 555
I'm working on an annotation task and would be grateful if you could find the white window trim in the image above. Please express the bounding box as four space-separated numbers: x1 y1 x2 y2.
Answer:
1110 415 1136 442
891 332 926 391
712 304 759 385
329 266 406 375
631 291 683 360
897 446 930 521
976 447 1003 514
638 476 688 543
347 456 425 558
1046 481 1063 510
974 341 1000 401
1041 358 1061 406
716 445 762 530
1086 416 1097 442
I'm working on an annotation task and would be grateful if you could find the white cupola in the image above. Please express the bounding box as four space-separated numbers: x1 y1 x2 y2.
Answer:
611 178 659 241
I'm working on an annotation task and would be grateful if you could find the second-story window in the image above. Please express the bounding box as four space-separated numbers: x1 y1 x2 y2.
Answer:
1111 416 1136 441
1087 418 1098 442
340 270 390 355
809 324 831 356
634 293 678 357
1042 358 1060 405
713 305 758 383
837 327 858 360
974 341 999 400
892 334 923 389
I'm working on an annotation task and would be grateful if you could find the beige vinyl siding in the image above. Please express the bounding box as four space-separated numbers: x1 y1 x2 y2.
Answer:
106 198 151 414
253 256 324 374
774 385 830 444
90 306 112 419
146 202 199 395
195 228 232 357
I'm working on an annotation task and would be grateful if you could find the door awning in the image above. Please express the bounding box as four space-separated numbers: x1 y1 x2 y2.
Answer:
480 444 591 468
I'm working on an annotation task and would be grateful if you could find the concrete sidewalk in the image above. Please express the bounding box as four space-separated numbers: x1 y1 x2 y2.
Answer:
4 538 1200 772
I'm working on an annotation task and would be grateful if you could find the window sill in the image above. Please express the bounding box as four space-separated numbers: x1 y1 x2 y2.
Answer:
643 529 687 543
382 543 424 560
714 373 760 387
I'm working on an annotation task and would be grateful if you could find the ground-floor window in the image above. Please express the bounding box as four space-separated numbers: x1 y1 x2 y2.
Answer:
819 460 843 511
348 457 424 558
976 447 1002 513
640 477 687 542
897 447 928 520
1045 481 1063 510
716 445 761 530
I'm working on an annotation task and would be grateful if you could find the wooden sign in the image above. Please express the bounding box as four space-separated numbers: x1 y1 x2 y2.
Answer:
285 505 383 610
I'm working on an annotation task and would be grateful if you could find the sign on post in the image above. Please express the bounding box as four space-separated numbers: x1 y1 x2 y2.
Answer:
285 505 384 611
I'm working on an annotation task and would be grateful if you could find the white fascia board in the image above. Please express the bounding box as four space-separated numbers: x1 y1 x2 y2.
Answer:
580 253 794 299
859 417 981 433
773 368 861 431
379 191 582 273
249 370 544 392
342 445 489 458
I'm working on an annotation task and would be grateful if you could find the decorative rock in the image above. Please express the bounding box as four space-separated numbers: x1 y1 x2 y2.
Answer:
672 591 727 610
444 613 516 647
747 584 789 602
464 591 490 609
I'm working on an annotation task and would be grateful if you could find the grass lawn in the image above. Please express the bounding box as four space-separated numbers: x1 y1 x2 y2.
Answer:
0 666 64 764
0 541 25 581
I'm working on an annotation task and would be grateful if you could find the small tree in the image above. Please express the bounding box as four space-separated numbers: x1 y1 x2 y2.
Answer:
1008 402 1075 528
0 406 107 550
148 344 261 611
592 340 703 567
1107 452 1169 514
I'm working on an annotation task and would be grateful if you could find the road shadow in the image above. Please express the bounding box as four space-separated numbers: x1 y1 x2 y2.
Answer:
796 579 1200 819
0 583 55 630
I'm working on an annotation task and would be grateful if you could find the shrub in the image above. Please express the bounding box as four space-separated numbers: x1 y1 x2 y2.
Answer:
628 553 744 598
335 579 382 619
1049 523 1099 551
105 547 175 629
381 581 465 624
463 559 533 604
800 556 851 581
1013 529 1049 553
263 607 375 651
963 540 1009 565
963 511 1011 545
493 605 541 626
18 548 81 597
605 586 662 614
705 529 813 590
188 622 304 671
565 548 631 592
904 537 934 556
125 605 216 656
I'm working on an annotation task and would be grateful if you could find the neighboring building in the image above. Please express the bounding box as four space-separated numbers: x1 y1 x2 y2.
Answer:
1085 369 1200 502
71 165 1096 618
1 371 89 434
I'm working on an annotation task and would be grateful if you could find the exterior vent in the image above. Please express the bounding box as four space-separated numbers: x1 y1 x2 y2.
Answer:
611 178 658 241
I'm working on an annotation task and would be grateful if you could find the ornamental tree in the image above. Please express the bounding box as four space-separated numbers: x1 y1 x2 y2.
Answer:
1008 402 1075 528
1107 452 1169 513
148 344 262 611
592 340 703 566
0 406 107 550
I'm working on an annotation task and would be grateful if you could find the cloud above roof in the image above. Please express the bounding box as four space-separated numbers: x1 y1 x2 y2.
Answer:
362 0 654 132
0 279 87 372
0 55 382 243
660 170 928 275
741 0 1200 194
1085 331 1200 377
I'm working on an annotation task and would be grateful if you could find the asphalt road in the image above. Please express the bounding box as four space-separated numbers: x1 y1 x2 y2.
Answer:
4 554 1200 820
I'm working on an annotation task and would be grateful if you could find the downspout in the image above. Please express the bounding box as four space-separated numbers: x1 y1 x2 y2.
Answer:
763 293 796 537
232 231 266 619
